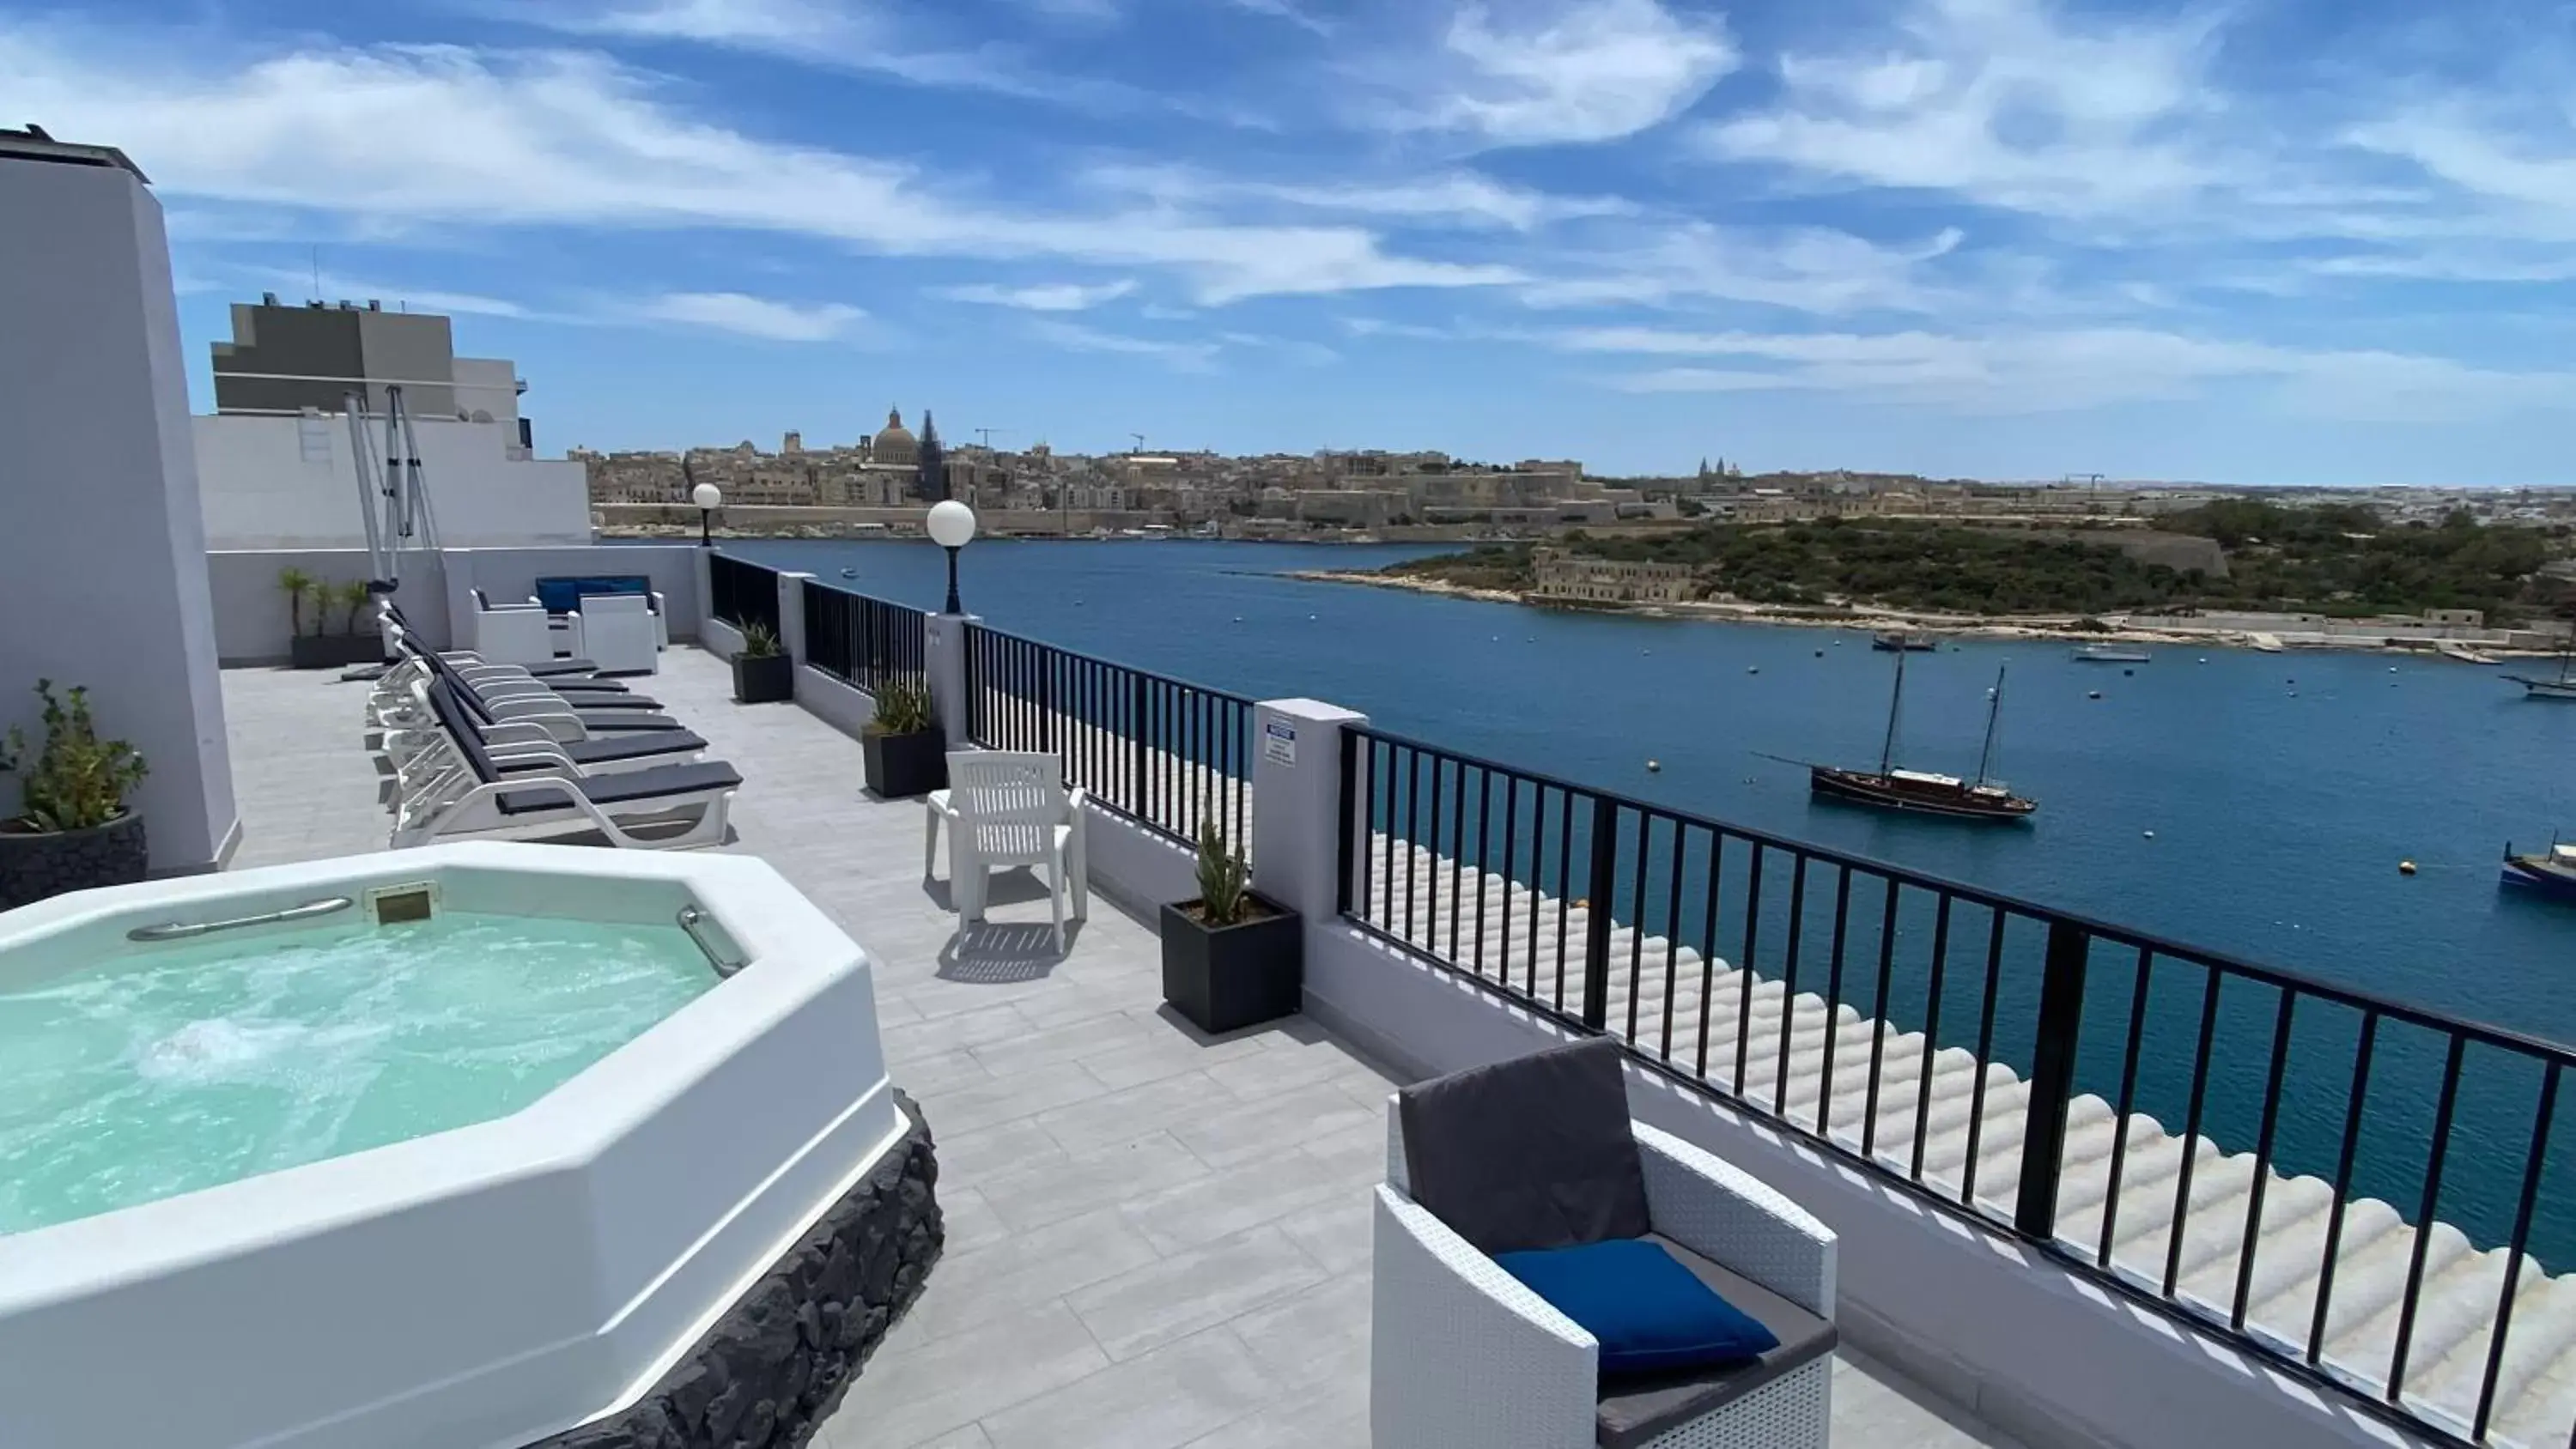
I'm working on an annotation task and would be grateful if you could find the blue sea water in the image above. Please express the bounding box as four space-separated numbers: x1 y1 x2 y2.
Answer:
716 537 2576 1253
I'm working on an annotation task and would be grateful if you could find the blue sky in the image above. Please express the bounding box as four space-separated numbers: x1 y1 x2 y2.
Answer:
10 0 2576 483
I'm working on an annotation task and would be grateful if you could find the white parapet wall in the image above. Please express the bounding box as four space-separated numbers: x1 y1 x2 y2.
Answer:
203 544 709 665
195 412 590 551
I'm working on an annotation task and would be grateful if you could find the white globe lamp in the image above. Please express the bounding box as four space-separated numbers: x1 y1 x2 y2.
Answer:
691 482 723 547
927 500 978 613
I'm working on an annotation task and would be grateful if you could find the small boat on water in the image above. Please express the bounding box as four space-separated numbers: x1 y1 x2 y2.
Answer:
839 567 860 579
2506 650 2576 700
1801 657 2037 822
2502 840 2576 899
2071 645 2151 664
1871 631 1937 652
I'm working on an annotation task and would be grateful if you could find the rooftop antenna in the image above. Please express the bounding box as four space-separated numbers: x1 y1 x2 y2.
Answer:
310 245 322 304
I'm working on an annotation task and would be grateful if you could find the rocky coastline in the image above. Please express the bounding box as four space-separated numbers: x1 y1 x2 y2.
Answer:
1283 569 2554 659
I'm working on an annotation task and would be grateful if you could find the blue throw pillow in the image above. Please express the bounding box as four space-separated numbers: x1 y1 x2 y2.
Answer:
1495 1238 1779 1374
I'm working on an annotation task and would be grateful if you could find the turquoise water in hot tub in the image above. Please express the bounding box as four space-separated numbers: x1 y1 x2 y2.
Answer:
0 911 716 1234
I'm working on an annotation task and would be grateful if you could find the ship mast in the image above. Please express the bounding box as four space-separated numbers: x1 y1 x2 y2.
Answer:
1879 648 1906 776
1976 666 2006 786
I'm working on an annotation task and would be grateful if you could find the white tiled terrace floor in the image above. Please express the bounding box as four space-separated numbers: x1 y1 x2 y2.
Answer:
219 649 2025 1449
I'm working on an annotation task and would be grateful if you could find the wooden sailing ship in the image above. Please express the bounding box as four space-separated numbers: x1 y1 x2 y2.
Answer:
1807 655 2038 822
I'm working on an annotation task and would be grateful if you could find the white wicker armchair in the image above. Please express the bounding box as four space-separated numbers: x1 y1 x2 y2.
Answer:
1372 1070 1838 1449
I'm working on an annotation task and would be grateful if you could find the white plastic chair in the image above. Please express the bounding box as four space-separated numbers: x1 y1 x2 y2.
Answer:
469 591 562 666
945 750 1087 953
575 592 660 676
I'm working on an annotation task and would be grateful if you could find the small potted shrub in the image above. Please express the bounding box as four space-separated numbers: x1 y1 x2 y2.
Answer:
286 575 383 669
861 678 946 798
1160 821 1302 1034
0 681 149 910
732 621 794 703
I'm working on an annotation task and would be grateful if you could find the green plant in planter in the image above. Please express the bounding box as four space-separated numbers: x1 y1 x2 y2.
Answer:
277 567 319 638
869 677 935 735
1194 819 1250 926
333 579 374 634
738 621 782 659
0 681 149 832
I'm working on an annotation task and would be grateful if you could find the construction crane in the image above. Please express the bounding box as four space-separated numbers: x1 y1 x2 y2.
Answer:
1130 432 1146 454
973 426 1012 451
2062 472 2107 489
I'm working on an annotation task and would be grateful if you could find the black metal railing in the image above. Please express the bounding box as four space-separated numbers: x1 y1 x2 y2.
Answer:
801 579 926 696
1340 724 2575 1449
708 553 780 638
963 624 1252 855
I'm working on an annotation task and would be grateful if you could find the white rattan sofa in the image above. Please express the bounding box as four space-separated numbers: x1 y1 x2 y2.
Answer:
1371 1038 1838 1449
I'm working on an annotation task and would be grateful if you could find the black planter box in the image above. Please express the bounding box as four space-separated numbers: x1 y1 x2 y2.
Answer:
863 728 948 799
289 634 384 670
0 811 147 912
733 652 794 703
1160 894 1303 1034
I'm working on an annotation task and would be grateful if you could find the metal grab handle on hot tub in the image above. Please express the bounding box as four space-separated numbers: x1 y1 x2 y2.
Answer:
125 896 355 943
677 905 744 976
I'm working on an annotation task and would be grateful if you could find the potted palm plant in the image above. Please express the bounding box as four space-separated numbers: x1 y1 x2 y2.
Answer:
294 579 384 670
732 621 794 703
860 678 945 798
0 681 149 910
1160 821 1301 1034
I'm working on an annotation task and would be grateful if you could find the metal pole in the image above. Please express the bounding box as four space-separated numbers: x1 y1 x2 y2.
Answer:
700 509 712 548
944 546 963 614
2014 920 2092 1239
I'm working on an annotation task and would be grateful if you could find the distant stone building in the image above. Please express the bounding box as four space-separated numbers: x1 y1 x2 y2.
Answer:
1531 549 1698 605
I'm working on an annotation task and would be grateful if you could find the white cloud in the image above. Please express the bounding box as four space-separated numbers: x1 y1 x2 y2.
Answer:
1223 0 1334 38
532 0 849 46
1387 0 1738 146
1520 222 1962 313
638 291 867 341
1700 0 2230 218
0 25 1516 305
1564 324 2576 420
933 280 1138 311
1027 319 1223 371
1216 330 1340 366
1087 163 1631 231
512 0 1224 115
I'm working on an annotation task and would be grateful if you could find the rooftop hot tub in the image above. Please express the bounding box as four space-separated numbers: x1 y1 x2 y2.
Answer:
0 842 909 1449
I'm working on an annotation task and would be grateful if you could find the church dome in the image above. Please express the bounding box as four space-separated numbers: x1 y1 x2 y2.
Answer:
872 405 919 466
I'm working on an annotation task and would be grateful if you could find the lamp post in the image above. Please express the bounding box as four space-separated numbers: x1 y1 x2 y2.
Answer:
692 482 722 547
927 500 978 615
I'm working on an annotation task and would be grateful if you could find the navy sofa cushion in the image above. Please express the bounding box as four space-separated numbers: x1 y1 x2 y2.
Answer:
1591 1234 1838 1449
1395 1036 1650 1256
533 574 653 615
1495 1238 1779 1375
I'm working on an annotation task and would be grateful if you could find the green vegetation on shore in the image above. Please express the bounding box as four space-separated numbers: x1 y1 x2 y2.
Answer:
1378 503 2566 623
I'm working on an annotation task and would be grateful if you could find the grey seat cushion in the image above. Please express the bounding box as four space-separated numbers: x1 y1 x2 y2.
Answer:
1396 1037 1650 1255
1593 1234 1838 1449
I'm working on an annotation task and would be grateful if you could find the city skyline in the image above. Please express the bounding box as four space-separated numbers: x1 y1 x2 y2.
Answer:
15 0 2576 484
